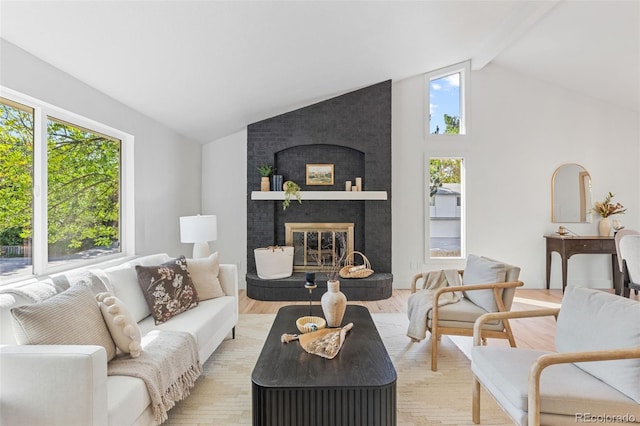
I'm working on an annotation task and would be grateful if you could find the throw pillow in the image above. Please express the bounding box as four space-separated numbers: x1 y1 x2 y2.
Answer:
135 256 199 325
10 285 117 361
556 286 640 403
103 263 152 323
96 292 142 358
186 252 225 300
462 254 507 312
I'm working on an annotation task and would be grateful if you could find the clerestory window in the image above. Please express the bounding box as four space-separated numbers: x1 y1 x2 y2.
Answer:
426 61 470 138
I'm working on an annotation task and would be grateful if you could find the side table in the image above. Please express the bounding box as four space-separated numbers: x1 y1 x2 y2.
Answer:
544 235 621 294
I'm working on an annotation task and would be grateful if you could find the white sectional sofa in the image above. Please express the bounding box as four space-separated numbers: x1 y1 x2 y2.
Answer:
0 253 239 426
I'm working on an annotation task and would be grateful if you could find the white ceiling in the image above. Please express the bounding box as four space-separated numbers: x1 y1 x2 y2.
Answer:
1 1 638 143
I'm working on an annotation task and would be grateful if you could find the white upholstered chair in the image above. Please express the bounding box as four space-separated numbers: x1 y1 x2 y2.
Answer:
410 255 523 371
616 229 640 298
472 286 640 425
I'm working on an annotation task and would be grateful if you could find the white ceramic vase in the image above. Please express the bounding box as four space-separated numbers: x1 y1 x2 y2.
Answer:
598 217 611 237
321 280 347 327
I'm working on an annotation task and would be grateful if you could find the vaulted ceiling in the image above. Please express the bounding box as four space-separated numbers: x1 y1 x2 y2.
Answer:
1 1 638 143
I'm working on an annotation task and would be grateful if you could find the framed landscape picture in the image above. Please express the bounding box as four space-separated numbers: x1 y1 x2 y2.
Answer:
306 163 334 185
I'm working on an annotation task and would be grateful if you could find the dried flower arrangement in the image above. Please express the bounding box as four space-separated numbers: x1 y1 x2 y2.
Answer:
592 192 626 218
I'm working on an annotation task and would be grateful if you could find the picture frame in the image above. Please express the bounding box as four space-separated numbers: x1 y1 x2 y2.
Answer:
306 163 334 185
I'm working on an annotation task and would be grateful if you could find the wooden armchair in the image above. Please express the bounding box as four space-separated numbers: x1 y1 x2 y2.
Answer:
410 255 523 371
472 286 640 425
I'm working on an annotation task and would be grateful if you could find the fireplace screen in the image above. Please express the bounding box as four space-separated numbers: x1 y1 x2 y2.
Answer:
285 223 354 272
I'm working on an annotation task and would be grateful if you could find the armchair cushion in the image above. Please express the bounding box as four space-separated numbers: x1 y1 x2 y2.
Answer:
472 346 640 423
555 286 640 403
462 255 507 312
428 298 502 329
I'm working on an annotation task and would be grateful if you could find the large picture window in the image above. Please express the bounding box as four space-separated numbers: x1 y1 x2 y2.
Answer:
1 90 133 282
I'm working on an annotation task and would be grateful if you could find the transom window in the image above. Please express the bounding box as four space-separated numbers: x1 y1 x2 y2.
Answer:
426 61 470 138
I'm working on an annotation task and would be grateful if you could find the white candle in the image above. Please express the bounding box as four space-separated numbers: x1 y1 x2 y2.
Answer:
355 177 362 191
345 181 352 191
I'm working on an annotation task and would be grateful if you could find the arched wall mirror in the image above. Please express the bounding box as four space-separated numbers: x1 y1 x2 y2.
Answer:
551 163 592 223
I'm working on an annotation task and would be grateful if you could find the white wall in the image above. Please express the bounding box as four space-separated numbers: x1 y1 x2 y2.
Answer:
205 64 639 291
394 63 639 289
1 39 203 257
201 130 247 282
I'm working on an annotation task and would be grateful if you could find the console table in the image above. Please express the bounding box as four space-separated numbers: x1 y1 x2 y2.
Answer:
544 235 621 294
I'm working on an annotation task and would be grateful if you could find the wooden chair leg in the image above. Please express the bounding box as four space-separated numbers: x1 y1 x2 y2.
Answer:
431 330 439 371
472 375 481 424
503 319 517 347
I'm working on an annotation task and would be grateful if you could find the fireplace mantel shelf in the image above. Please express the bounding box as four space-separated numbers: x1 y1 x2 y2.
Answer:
251 191 387 201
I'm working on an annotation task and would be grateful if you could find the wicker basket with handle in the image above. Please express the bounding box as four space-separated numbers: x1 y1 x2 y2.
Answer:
339 251 374 279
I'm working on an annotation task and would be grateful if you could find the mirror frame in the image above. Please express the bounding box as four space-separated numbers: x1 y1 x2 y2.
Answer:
551 163 592 223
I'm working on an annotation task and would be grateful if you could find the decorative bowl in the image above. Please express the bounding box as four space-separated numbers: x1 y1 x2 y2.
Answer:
296 316 326 334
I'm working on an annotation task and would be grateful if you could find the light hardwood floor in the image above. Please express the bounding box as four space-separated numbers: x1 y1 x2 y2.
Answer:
240 289 639 352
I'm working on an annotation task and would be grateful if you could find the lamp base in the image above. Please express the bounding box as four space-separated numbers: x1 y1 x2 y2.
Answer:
192 242 211 258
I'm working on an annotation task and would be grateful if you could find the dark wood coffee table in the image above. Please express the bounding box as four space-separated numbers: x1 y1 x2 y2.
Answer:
251 305 397 426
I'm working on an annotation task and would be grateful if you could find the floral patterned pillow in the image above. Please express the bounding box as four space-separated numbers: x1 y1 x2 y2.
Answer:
135 256 199 325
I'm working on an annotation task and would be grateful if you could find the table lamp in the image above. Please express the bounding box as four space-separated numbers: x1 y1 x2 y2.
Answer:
180 214 217 258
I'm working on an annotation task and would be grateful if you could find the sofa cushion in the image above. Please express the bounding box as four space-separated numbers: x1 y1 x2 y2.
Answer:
187 252 225 300
107 375 152 426
96 292 142 357
462 255 506 312
135 257 199 325
104 264 152 323
10 285 116 361
138 295 237 361
555 286 640 403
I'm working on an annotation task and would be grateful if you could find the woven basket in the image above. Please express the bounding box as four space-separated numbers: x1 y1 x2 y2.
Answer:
296 316 326 333
339 251 374 279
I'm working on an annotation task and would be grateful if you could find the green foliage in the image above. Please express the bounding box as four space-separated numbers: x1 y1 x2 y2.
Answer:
444 114 460 134
429 159 461 198
0 103 33 243
1 101 121 257
0 227 24 246
282 181 302 211
257 164 276 177
46 118 120 254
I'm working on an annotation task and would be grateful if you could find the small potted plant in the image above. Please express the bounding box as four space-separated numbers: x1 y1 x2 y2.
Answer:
283 180 302 210
257 165 276 192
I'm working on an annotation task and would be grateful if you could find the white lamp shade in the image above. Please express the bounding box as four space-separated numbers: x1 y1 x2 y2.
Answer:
180 215 217 243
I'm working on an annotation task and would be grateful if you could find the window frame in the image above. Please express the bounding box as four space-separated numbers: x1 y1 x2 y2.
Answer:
425 60 470 140
0 87 135 283
425 155 466 262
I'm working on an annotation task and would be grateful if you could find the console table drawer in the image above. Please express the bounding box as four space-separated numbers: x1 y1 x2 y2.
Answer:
567 240 604 252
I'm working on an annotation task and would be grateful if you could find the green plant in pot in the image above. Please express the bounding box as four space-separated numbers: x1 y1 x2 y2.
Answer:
283 180 302 210
257 165 276 191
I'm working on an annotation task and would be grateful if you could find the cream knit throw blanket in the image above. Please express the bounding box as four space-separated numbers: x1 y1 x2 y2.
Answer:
108 330 202 424
406 269 462 341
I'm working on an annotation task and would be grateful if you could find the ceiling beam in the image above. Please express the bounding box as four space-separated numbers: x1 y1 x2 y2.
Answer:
471 1 560 71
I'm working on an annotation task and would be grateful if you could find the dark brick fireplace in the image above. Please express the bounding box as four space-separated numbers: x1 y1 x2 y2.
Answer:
246 81 392 301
